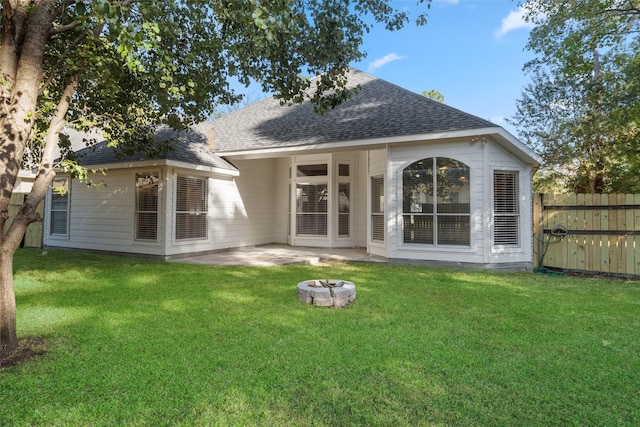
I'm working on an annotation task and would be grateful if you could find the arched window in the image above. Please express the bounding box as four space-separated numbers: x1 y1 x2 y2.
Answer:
402 157 470 246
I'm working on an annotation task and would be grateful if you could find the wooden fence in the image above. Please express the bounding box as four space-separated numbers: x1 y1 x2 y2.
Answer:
4 193 44 248
533 193 640 277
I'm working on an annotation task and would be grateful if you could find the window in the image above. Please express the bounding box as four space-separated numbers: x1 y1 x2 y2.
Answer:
402 158 470 246
338 183 350 237
176 176 208 240
135 173 159 241
296 184 328 235
297 164 327 177
50 178 69 236
493 171 519 246
371 176 385 242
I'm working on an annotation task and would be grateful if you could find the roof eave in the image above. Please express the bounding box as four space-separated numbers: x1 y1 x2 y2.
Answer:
217 126 541 166
57 159 239 176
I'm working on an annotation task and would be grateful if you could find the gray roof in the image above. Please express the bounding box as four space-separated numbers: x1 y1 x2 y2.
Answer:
72 125 237 172
211 69 498 153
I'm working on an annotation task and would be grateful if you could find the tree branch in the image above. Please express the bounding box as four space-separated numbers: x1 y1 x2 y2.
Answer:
48 19 84 36
7 71 81 246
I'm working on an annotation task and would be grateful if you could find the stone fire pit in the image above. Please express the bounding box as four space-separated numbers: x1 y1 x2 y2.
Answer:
297 279 356 307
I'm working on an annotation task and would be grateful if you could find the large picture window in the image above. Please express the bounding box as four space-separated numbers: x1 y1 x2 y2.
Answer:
493 171 520 246
402 157 470 246
176 176 208 240
135 173 159 241
50 178 69 236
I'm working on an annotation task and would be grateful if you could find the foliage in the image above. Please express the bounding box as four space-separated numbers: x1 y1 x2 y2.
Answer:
512 0 640 193
421 89 444 103
1 250 639 425
0 0 430 357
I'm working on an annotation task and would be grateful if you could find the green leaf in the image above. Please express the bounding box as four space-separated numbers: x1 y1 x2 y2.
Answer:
75 1 86 16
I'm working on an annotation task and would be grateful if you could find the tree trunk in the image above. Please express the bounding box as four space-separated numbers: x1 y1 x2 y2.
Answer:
0 249 17 358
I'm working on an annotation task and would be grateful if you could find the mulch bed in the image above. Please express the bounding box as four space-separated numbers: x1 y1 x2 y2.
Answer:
0 337 48 369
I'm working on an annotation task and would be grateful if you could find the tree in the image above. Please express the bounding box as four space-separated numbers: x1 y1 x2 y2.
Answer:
421 89 444 103
0 0 430 358
511 0 640 193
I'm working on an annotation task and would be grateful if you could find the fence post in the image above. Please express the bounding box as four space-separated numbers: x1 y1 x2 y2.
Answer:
534 193 544 268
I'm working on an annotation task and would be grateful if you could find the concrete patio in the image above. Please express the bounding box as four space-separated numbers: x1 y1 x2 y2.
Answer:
171 244 387 267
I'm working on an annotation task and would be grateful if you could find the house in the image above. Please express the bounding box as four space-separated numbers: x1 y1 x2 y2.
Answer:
43 69 541 269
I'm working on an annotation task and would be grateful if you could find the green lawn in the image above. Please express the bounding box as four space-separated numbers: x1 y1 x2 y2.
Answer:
1 249 639 426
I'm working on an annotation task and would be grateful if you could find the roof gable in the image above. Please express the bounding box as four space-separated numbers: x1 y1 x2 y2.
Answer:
211 69 498 153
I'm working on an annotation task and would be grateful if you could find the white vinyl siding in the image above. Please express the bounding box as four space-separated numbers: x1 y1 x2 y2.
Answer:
175 176 208 240
493 171 519 246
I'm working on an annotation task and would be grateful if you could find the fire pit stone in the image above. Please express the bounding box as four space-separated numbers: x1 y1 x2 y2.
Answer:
297 280 355 307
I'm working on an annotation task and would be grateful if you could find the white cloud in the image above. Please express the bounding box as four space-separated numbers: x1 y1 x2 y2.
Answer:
367 53 406 72
495 5 534 38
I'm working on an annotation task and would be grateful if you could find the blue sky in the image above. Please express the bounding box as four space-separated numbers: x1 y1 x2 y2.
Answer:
350 0 535 137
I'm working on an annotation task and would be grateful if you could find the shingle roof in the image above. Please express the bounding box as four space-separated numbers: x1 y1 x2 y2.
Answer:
72 124 237 172
211 69 498 153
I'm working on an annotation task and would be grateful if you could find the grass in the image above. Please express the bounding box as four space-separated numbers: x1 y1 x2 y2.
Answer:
1 249 639 426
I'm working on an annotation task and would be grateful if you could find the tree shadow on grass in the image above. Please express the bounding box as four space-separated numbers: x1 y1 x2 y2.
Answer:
0 337 47 369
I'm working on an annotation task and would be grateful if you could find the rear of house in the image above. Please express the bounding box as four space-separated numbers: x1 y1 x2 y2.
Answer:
44 69 540 269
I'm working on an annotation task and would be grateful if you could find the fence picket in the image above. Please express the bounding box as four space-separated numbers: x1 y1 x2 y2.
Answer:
625 194 635 275
536 193 640 277
600 194 610 273
635 194 640 274
575 193 586 271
